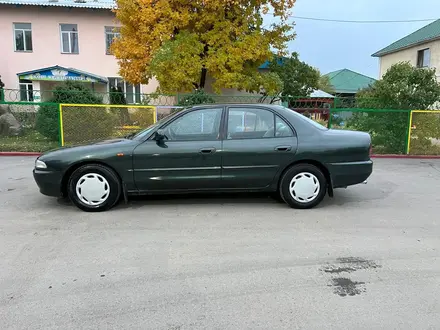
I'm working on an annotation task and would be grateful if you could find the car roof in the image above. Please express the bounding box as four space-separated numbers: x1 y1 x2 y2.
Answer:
191 104 281 110
190 103 293 118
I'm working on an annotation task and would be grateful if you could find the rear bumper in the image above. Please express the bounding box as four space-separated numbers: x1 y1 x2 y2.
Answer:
327 160 373 188
33 169 63 197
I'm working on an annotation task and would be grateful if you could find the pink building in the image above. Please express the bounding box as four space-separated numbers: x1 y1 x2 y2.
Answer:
0 0 159 103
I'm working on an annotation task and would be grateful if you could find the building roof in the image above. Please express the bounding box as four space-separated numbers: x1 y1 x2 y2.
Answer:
372 19 440 57
310 89 335 98
17 65 108 83
323 69 376 94
0 0 115 9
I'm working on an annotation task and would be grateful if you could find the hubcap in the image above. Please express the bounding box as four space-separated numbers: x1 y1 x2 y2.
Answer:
75 173 110 206
289 172 320 203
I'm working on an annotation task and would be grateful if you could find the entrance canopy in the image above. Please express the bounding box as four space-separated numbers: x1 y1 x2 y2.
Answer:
17 65 108 84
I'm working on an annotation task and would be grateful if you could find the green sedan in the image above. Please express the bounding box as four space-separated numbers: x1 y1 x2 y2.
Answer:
33 104 373 212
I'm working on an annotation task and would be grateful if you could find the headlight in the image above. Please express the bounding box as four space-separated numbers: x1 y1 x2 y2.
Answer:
35 159 47 169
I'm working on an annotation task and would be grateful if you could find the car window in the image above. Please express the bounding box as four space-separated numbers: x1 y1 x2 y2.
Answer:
299 113 329 130
131 117 167 140
227 108 275 139
163 108 222 141
273 104 328 131
275 115 294 137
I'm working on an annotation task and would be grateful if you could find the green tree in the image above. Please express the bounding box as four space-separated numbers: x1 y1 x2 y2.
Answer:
112 0 295 94
318 74 334 95
262 52 321 105
347 62 440 154
177 89 215 107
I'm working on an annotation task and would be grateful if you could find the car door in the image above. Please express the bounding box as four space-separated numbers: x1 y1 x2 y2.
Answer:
221 106 298 189
132 107 224 192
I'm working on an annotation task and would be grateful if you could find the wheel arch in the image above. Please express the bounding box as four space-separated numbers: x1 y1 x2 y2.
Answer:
61 160 123 197
278 159 333 197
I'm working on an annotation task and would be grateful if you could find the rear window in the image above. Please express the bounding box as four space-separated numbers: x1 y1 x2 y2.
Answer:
274 105 328 131
299 114 328 130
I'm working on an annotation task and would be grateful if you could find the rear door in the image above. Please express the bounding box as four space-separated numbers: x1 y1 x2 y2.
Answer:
221 106 298 189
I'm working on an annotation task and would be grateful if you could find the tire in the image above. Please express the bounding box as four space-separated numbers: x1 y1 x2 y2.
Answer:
67 164 122 212
279 164 327 209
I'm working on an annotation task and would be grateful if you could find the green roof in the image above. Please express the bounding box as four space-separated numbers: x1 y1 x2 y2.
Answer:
372 19 440 57
324 69 376 94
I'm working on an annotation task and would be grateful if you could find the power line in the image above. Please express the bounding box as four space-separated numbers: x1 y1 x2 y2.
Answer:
289 16 438 24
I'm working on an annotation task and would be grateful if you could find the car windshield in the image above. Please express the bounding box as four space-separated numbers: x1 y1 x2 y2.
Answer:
129 117 168 140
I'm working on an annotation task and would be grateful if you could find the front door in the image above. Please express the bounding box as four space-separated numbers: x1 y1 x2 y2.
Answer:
221 106 298 189
132 107 224 192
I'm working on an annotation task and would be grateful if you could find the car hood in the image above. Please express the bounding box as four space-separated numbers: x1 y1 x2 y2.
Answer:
40 138 137 158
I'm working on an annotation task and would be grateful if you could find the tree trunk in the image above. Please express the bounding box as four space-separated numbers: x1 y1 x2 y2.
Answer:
199 68 207 89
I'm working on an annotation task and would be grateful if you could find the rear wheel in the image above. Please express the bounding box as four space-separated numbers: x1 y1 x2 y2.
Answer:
280 164 327 209
67 164 121 212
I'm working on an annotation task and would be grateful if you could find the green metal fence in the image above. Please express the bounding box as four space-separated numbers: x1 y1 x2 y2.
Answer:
1 89 440 155
328 108 411 155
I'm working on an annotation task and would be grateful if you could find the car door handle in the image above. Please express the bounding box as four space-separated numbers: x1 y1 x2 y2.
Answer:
200 147 216 154
275 145 292 152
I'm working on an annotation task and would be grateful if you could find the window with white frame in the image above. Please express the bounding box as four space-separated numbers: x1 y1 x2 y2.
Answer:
14 23 33 52
108 77 141 104
19 79 34 101
105 26 121 55
60 24 79 54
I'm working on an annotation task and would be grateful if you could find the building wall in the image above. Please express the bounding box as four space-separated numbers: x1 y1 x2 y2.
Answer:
379 39 440 77
0 5 158 100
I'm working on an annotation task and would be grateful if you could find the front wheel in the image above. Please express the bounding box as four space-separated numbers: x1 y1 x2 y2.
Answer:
280 164 327 209
67 164 122 212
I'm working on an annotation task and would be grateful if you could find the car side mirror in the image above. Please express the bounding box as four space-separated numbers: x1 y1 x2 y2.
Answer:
155 129 166 141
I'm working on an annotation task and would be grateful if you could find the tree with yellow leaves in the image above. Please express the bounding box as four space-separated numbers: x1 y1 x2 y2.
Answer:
112 0 296 94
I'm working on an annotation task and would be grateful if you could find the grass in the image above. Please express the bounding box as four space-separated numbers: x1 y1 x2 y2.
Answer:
0 129 59 152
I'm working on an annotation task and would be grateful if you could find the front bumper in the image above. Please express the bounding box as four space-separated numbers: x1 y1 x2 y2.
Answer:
328 160 373 189
33 169 63 197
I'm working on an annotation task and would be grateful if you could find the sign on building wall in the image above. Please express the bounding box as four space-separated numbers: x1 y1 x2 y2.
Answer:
19 68 101 83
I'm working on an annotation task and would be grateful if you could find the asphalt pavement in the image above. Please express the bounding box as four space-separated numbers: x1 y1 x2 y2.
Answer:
1 157 440 329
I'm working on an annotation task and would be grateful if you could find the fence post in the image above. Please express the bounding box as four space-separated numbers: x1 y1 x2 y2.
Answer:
328 97 335 129
0 88 4 102
405 110 413 155
58 104 64 147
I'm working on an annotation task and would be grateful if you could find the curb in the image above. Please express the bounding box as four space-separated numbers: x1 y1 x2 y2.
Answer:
0 152 41 156
371 154 440 159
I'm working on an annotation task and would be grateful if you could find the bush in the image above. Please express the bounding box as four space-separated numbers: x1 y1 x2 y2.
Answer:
346 111 408 154
51 81 103 104
177 89 215 106
347 62 440 154
35 104 60 141
35 81 104 141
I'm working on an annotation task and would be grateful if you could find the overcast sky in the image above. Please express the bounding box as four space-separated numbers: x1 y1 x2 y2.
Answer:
272 0 440 78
